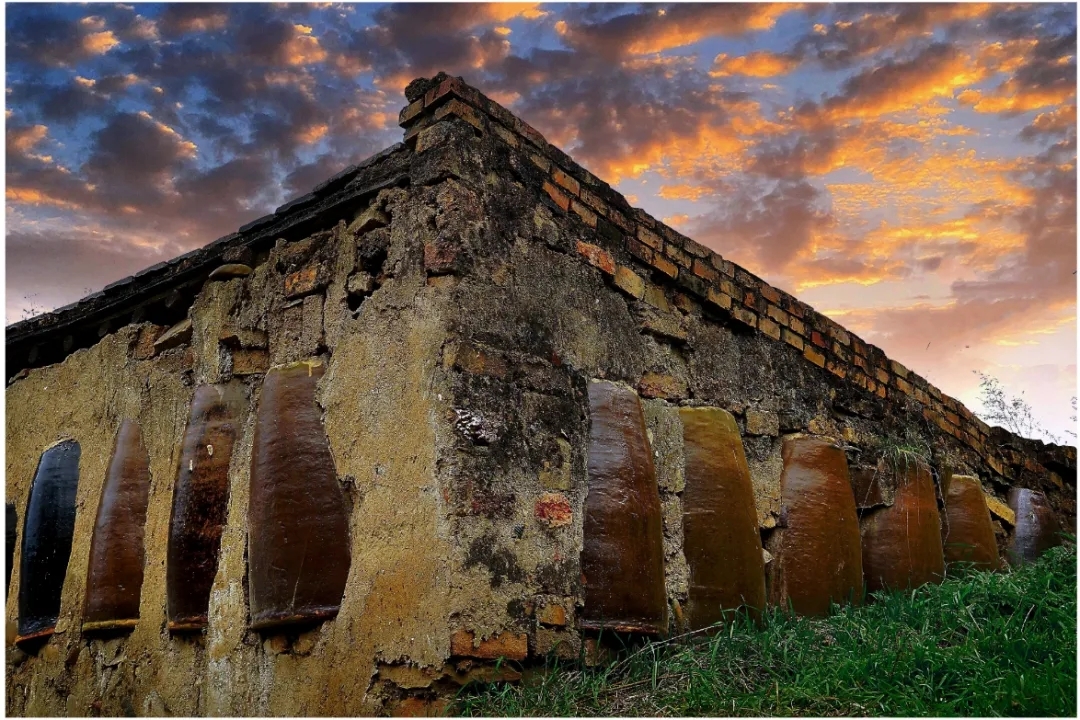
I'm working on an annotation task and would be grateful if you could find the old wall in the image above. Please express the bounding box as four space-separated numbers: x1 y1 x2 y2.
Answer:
5 72 1077 716
5 171 485 715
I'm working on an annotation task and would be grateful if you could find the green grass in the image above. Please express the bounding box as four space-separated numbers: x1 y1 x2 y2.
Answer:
454 543 1077 716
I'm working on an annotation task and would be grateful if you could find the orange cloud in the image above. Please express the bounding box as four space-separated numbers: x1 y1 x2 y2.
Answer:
658 184 713 201
710 51 799 78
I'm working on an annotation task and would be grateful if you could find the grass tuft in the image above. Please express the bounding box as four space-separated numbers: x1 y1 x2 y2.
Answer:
454 543 1077 716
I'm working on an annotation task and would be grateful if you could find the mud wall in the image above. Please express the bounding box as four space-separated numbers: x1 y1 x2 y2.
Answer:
5 73 1077 717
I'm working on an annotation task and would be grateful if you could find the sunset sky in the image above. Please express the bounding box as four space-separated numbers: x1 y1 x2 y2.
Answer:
5 2 1077 440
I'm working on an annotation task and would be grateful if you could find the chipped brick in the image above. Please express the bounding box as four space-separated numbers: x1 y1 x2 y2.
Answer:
643 284 671 311
450 630 528 662
552 167 580 195
575 241 615 275
638 226 663 251
804 347 826 368
759 285 780 304
705 287 732 311
614 266 645 299
571 199 598 228
691 259 719 282
638 372 688 400
652 254 678 279
543 181 570 211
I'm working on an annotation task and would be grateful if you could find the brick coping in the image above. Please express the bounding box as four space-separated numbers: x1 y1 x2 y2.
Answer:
396 73 1076 480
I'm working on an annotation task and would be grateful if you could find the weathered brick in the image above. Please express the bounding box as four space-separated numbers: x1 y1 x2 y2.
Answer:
781 328 804 350
759 285 780 304
579 187 608 217
804 347 825 368
543 181 570 211
552 167 580 196
945 411 960 427
665 243 692 268
766 304 789 326
683 237 710 259
643 283 671 311
575 241 615 275
445 343 508 378
537 603 567 627
491 121 519 147
529 153 551 172
613 266 645 299
639 372 688 399
718 278 739 298
745 409 779 436
133 324 166 359
759 317 781 341
570 199 597 228
652 254 678 278
691 258 719 282
896 377 912 395
285 265 323 298
826 323 850 346
789 316 805 336
811 330 827 349
874 367 890 384
424 76 462 107
450 630 528 662
731 306 757 328
672 292 697 314
705 287 732 311
232 348 270 376
638 226 663 251
826 359 847 379
890 360 909 378
984 494 1015 526
434 98 485 131
626 238 654 264
398 98 425 126
675 270 707 299
535 492 573 527
608 209 633 233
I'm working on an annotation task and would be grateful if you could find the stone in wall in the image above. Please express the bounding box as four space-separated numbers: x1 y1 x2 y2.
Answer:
859 456 944 593
82 420 152 633
579 381 667 634
17 440 81 645
1007 488 1061 566
248 359 351 630
765 436 862 616
940 475 1000 572
6 504 16 596
680 407 766 628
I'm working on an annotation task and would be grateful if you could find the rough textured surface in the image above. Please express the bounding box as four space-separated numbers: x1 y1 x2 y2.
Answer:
766 437 863 616
4 73 1077 714
83 420 151 632
680 407 765 627
1007 488 1061 566
860 458 944 593
579 381 667 635
941 475 1000 572
247 360 350 631
17 440 81 645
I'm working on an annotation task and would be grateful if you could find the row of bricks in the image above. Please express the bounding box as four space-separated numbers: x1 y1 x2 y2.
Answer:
398 79 1046 482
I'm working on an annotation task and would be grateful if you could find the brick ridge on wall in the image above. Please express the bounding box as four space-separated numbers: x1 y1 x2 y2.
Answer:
397 72 1077 483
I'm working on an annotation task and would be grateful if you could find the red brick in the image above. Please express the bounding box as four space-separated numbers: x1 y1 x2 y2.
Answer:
571 199 597 227
759 285 780 304
450 630 527 662
811 330 827 348
535 493 572 527
543 181 570 211
575 241 615 275
691 259 718 282
552 167 580 196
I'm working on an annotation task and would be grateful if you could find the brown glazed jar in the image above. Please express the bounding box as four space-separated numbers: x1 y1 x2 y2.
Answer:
941 475 1000 572
166 385 241 632
679 407 766 629
860 457 944 594
579 381 667 635
248 360 351 631
766 436 862 616
83 420 152 633
1007 488 1061 566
